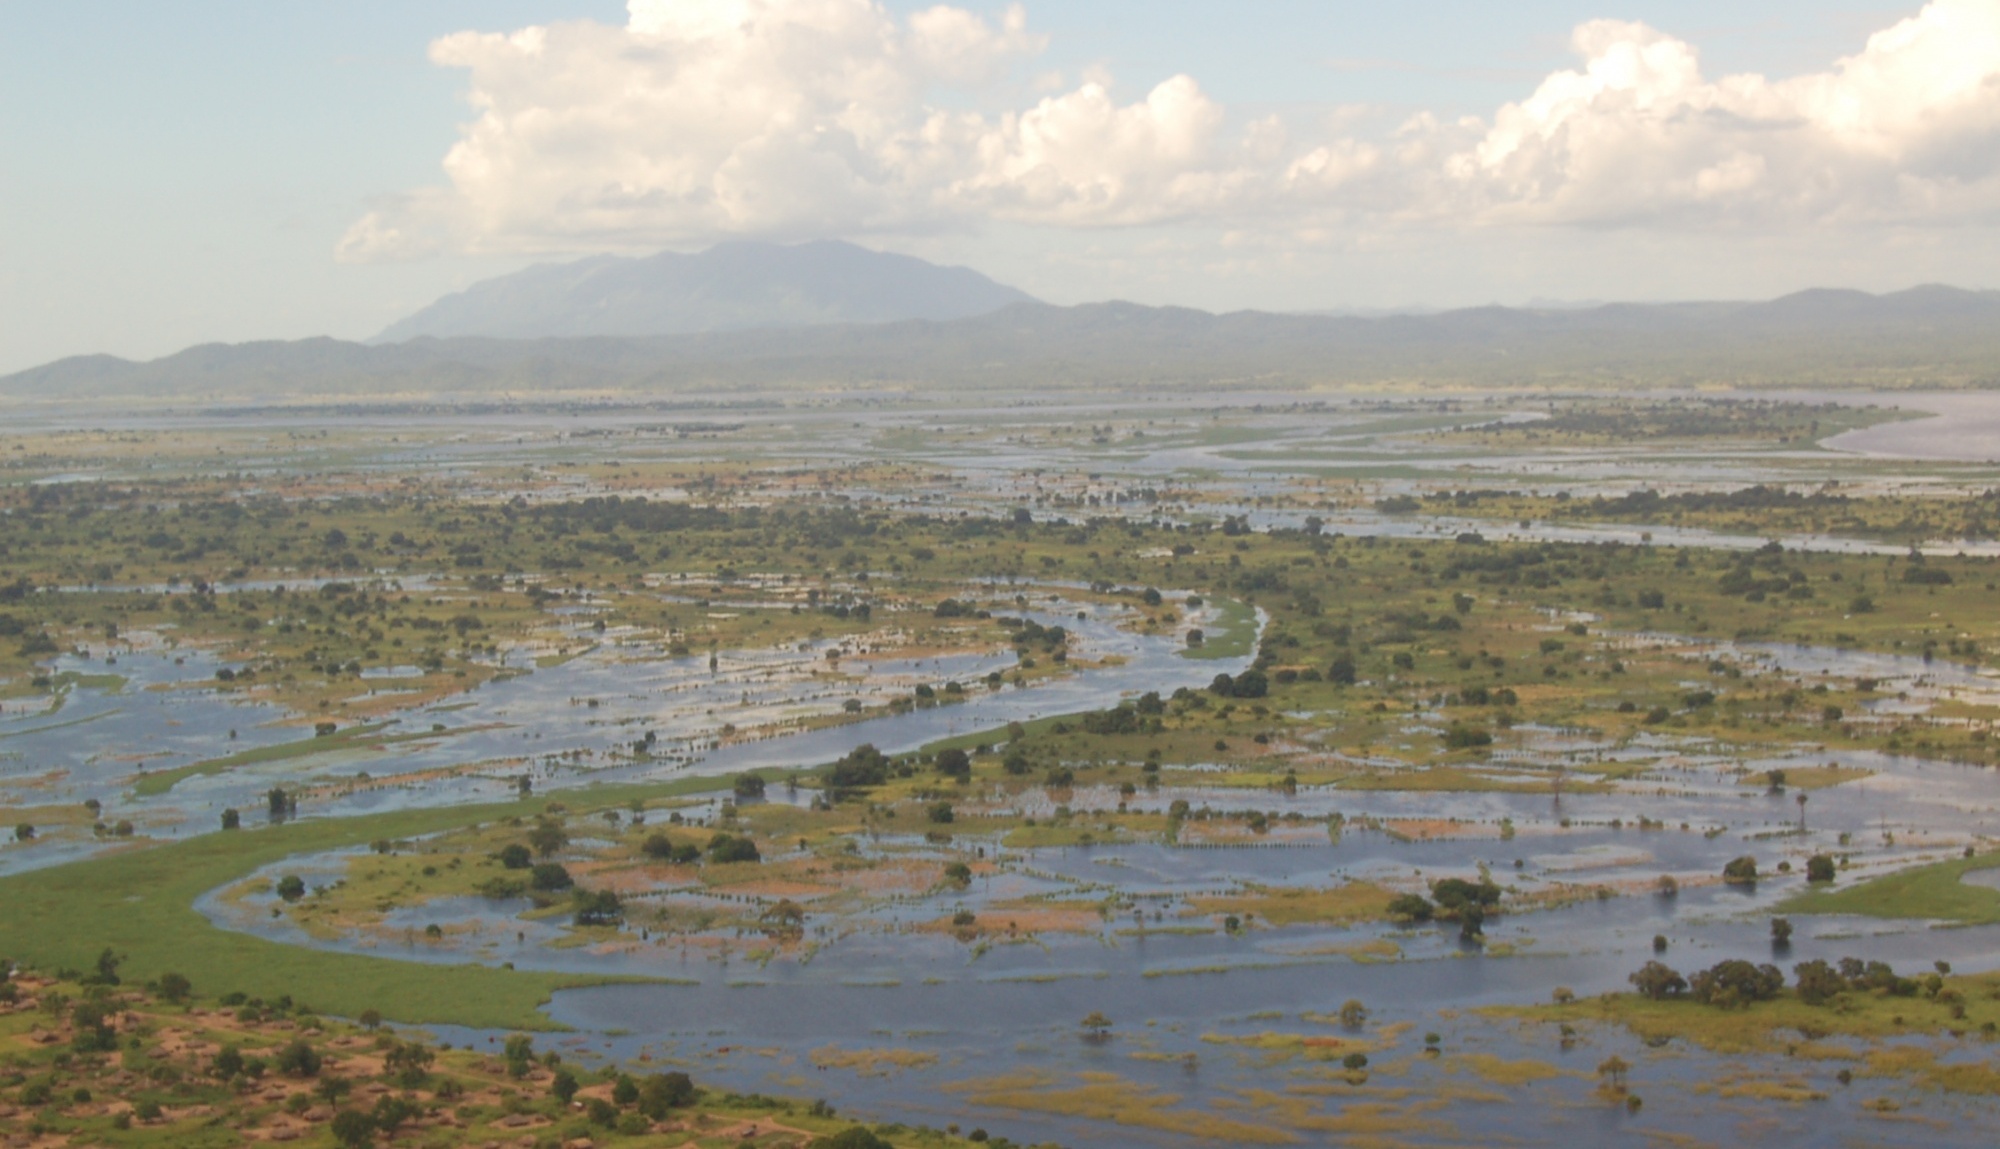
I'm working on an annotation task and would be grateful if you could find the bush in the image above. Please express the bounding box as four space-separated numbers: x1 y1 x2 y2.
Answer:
812 1129 893 1149
1805 854 1836 883
733 773 767 799
1721 856 1758 884
496 843 532 869
275 875 307 902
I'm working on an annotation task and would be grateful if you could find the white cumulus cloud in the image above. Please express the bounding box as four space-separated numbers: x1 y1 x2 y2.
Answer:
340 0 2000 262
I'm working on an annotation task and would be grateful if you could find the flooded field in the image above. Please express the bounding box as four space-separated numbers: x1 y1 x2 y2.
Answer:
6 390 2000 1147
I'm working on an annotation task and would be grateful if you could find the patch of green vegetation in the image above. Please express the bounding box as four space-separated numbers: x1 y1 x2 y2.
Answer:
0 777 730 1029
1182 596 1256 660
1780 851 2000 924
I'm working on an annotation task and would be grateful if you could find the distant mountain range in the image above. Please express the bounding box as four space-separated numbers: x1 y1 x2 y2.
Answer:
8 280 2000 402
373 241 1035 342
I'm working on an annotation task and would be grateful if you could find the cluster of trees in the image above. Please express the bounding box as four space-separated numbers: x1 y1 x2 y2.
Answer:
1388 877 1502 940
1629 955 1949 1010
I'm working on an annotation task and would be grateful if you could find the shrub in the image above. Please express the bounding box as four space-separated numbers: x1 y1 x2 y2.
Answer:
1805 854 1836 883
1721 856 1758 884
496 844 532 869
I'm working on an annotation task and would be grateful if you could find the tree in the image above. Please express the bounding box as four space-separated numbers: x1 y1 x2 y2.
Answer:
383 1039 434 1087
1443 723 1493 750
1805 854 1836 883
636 1071 696 1118
90 947 123 985
530 862 573 891
358 1009 382 1031
1327 656 1357 685
828 744 891 791
1342 1052 1369 1072
330 1109 374 1149
612 1075 639 1105
212 1046 245 1079
551 1069 579 1104
942 862 972 888
156 971 191 1003
1793 959 1845 1005
1338 999 1368 1028
275 1038 323 1078
1081 1011 1113 1039
503 1034 535 1075
1386 894 1434 922
370 1096 418 1135
708 834 761 864
220 808 240 831
1770 917 1793 946
1688 960 1784 1009
761 900 806 937
528 818 568 857
935 748 971 780
497 843 532 869
1430 878 1501 917
733 773 767 799
572 888 623 927
927 802 955 824
1628 961 1687 1001
811 1129 893 1149
1721 856 1758 884
276 874 307 902
1597 1056 1629 1091
13 823 33 842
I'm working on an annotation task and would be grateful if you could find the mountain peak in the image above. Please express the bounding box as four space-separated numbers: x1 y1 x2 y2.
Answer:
373 240 1036 342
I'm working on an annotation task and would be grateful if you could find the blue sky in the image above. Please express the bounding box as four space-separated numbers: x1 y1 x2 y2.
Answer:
1 1 1988 372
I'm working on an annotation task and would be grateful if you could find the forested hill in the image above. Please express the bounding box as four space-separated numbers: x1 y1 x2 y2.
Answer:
8 285 1999 401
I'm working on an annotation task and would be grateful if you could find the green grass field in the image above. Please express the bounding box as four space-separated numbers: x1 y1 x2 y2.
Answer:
1780 852 2000 924
0 776 730 1030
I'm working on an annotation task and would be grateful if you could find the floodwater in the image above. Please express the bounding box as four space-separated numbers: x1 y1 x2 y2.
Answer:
190 622 2000 1146
0 594 1252 875
10 392 2000 1144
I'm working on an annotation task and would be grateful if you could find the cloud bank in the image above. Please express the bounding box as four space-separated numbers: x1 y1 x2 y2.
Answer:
339 0 2000 262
